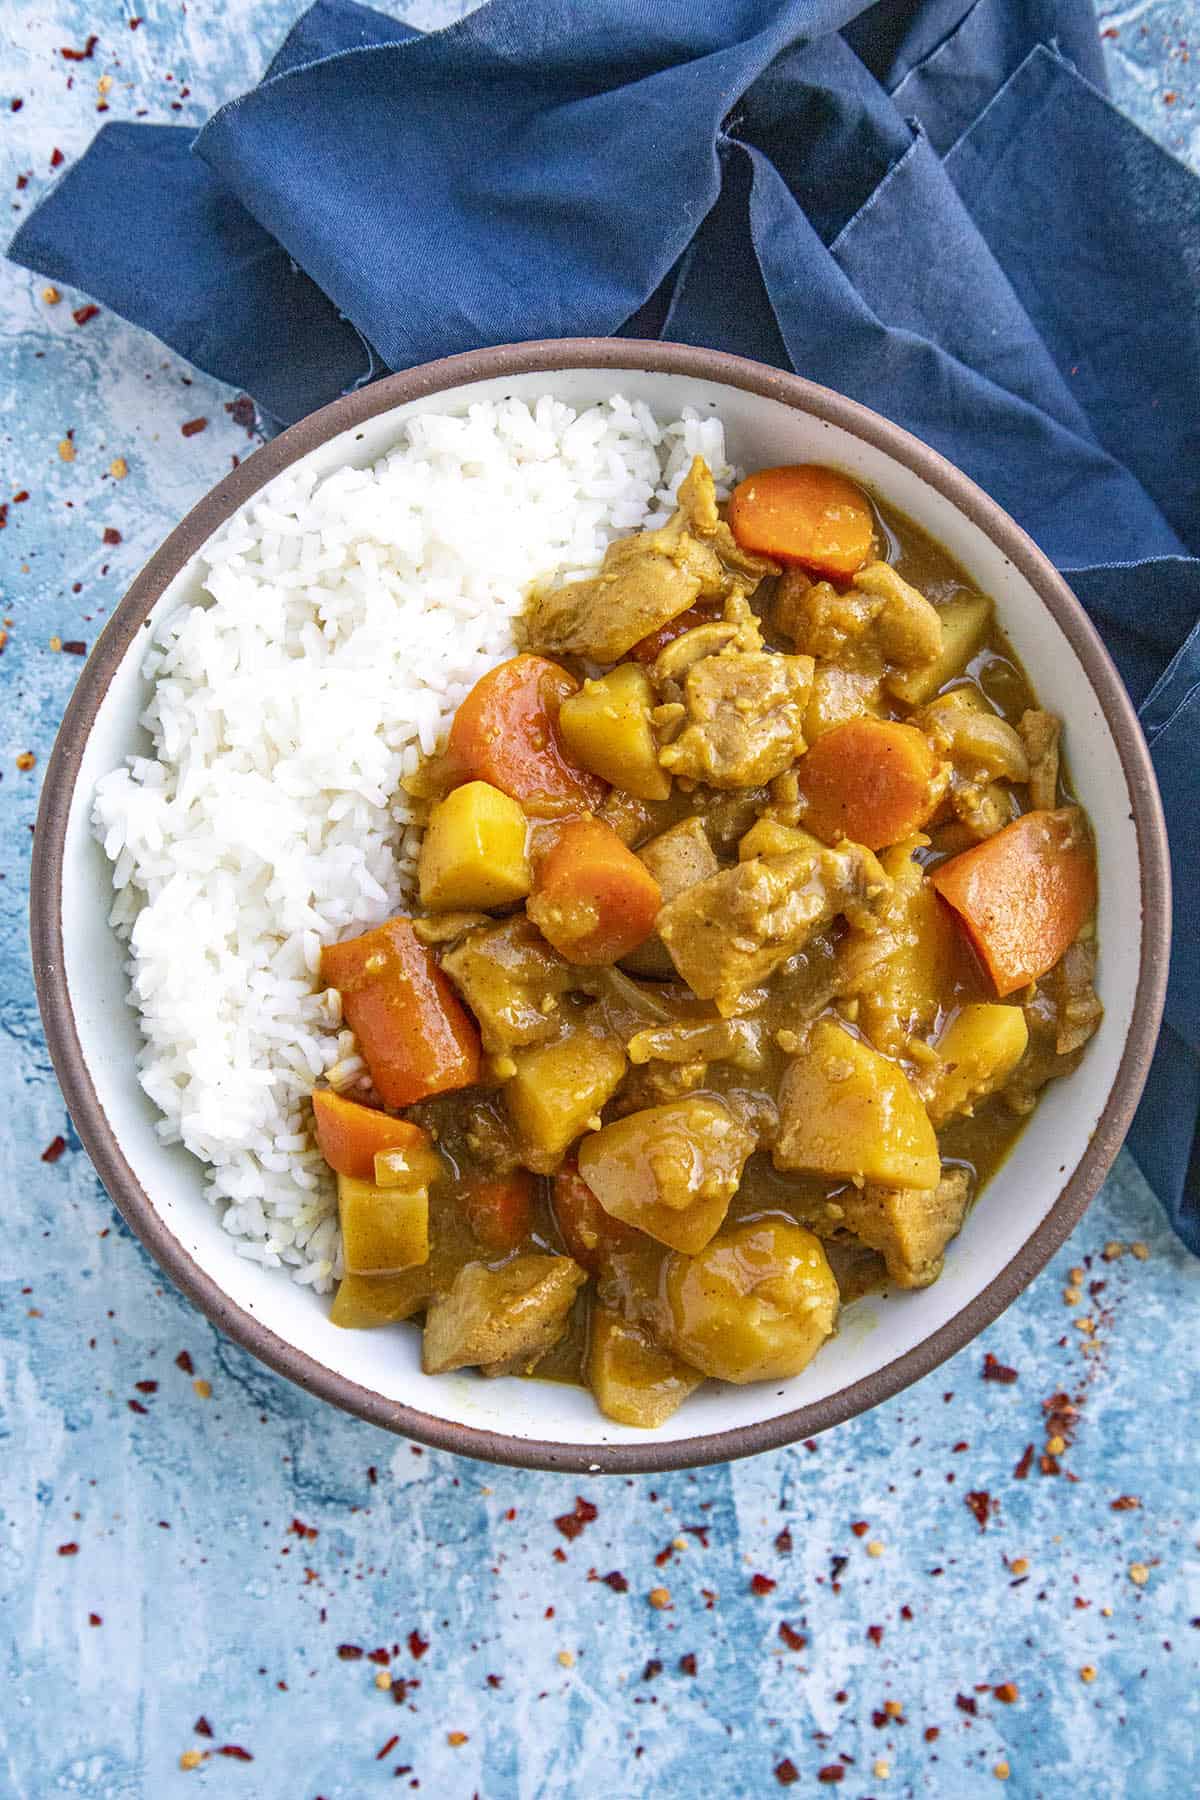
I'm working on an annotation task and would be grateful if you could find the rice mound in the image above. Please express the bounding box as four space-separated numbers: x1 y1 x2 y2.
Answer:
94 395 732 1291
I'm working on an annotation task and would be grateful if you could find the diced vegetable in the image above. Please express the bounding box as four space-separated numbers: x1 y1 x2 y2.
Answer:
528 818 662 965
797 718 943 851
774 1018 940 1189
929 807 1097 997
736 819 822 861
805 663 883 740
838 1167 971 1289
885 592 993 706
440 914 576 1054
627 604 721 664
552 1163 640 1272
463 1169 535 1256
637 817 719 898
421 1255 587 1375
445 654 606 816
311 1088 430 1181
329 1269 433 1329
925 1003 1030 1126
663 1219 839 1383
418 780 532 911
558 664 671 801
321 918 482 1107
587 1305 704 1427
578 1096 755 1255
858 841 960 1058
504 1025 628 1172
337 1172 430 1275
728 465 875 578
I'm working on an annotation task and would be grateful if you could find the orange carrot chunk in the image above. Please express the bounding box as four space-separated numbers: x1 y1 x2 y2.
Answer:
797 718 941 851
930 808 1097 997
464 1169 535 1256
552 1163 640 1273
446 654 607 816
320 918 481 1108
728 464 875 578
527 818 662 965
311 1089 430 1180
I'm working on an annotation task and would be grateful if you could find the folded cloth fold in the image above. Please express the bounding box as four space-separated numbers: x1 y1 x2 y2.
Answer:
9 0 1200 1246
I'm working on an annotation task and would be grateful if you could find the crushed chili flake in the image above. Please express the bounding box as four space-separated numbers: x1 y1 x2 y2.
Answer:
1111 1495 1141 1511
10 98 22 111
367 1465 377 1484
194 1717 213 1738
13 489 28 502
678 1653 697 1677
181 417 208 438
225 394 258 432
41 1135 67 1163
73 304 99 326
216 1745 253 1761
102 526 122 545
817 1766 844 1785
376 1735 399 1762
982 1353 1018 1383
830 1553 848 1584
407 1629 429 1659
642 1659 662 1681
486 1673 503 1689
175 1349 194 1374
994 1682 1018 1704
750 1573 777 1595
600 1570 629 1592
871 1710 888 1729
1013 1444 1035 1480
900 1604 913 1621
289 1517 318 1540
866 1625 884 1646
337 1644 364 1661
368 1648 390 1666
128 1399 148 1415
63 640 86 655
57 1542 79 1556
774 1760 799 1787
50 148 65 168
965 1491 993 1530
774 1526 794 1553
134 1379 158 1394
850 1521 870 1537
88 1612 102 1626
778 1622 806 1651
553 1496 598 1540
61 36 99 60
955 1694 978 1716
924 1726 940 1743
129 15 143 26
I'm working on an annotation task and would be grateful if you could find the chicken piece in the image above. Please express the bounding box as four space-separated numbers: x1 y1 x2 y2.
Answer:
920 688 1027 841
440 915 578 1055
421 1255 587 1377
657 837 889 1015
626 1015 768 1072
1020 708 1062 811
522 458 776 663
839 1167 971 1289
773 561 943 697
658 649 815 789
1047 935 1103 1057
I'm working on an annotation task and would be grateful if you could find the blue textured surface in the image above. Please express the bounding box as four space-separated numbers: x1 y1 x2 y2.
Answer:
2 6 1198 1796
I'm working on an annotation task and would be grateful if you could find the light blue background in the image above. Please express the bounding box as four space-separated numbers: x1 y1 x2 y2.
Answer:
2 6 1197 1796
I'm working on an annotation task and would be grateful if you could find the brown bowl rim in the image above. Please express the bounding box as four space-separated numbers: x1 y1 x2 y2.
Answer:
30 338 1171 1473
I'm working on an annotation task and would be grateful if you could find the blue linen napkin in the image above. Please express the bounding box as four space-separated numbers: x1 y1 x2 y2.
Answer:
10 0 1199 1248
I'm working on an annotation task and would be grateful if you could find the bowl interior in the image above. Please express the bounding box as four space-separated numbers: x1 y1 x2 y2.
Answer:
59 362 1144 1461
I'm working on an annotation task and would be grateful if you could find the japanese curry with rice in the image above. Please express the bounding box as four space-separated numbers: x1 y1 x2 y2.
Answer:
310 457 1100 1428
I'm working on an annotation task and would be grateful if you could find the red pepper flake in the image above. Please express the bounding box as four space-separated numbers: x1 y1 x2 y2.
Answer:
181 417 208 438
774 1526 793 1553
900 1603 913 1621
774 1759 799 1787
194 1717 213 1738
600 1570 629 1592
829 1553 848 1584
41 1136 67 1163
678 1653 697 1677
982 1353 1018 1383
216 1745 253 1762
50 148 65 169
1040 1453 1061 1476
1013 1443 1034 1480
289 1517 318 1540
642 1658 662 1681
551 1546 567 1563
817 1767 844 1785
128 1399 148 1415
750 1573 777 1596
61 36 99 60
1111 1495 1141 1511
62 640 87 655
175 1349 194 1374
336 1645 364 1661
13 490 28 503
553 1496 598 1541
866 1624 884 1646
73 304 99 326
653 1543 674 1568
965 1490 992 1530
129 16 143 27
955 1694 978 1716
225 394 258 433
924 1726 940 1743
57 1542 79 1556
485 1673 503 1689
407 1629 429 1660
102 526 122 545
367 1649 390 1667
134 1380 158 1394
850 1520 869 1537
10 98 22 111
778 1621 806 1651
88 1612 102 1626
367 1465 377 1484
376 1735 399 1762
1164 90 1177 104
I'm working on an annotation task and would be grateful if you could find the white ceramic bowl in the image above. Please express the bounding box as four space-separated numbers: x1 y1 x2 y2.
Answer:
31 341 1170 1471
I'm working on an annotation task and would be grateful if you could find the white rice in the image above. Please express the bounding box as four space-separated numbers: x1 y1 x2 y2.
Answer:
94 395 733 1291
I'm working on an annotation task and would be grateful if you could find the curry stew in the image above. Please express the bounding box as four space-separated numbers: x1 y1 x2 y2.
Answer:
311 459 1101 1427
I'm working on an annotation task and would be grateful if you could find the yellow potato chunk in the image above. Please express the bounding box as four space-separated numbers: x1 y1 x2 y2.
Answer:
587 1305 704 1427
926 1003 1030 1126
859 842 960 1058
329 1268 433 1329
578 1095 755 1254
418 779 532 911
504 1026 627 1172
805 662 882 740
663 1219 839 1384
774 1018 939 1190
337 1172 430 1275
885 592 993 706
558 663 671 800
374 1143 444 1191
